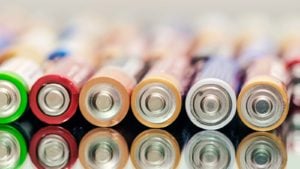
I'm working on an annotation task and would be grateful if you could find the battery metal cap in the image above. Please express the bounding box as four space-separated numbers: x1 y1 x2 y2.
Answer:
79 77 128 127
184 130 235 169
30 75 78 124
237 132 287 169
237 76 289 131
0 72 28 124
131 76 181 128
29 126 78 169
131 129 180 169
186 78 236 130
0 125 27 169
79 128 129 169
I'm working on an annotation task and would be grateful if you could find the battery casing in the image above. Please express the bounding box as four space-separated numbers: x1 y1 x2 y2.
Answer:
80 57 146 127
30 57 95 124
237 57 289 131
132 55 192 128
186 57 240 130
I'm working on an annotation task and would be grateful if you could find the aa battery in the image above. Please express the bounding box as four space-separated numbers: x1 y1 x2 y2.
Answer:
130 129 180 169
0 24 56 124
237 57 290 131
30 57 95 124
29 126 77 169
132 55 192 128
79 128 129 169
0 125 27 169
80 56 147 127
237 132 287 169
186 57 240 130
181 130 235 169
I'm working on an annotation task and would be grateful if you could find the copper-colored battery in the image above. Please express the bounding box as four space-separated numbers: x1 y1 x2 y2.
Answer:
131 129 180 169
237 132 287 169
80 56 147 127
131 55 192 128
79 128 129 169
237 56 290 131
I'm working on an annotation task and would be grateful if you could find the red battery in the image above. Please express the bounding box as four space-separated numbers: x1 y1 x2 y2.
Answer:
29 126 77 169
30 57 95 124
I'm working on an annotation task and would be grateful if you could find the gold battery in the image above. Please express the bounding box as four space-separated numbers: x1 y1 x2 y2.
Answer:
130 129 180 169
131 55 192 128
79 128 129 169
237 132 287 169
237 56 290 131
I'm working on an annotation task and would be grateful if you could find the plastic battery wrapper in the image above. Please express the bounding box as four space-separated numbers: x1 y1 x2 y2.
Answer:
238 56 290 131
185 56 240 130
30 57 95 124
131 53 193 128
80 55 148 127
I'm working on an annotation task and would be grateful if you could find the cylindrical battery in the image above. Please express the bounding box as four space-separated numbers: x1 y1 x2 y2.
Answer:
80 56 147 127
29 126 78 169
0 125 27 169
30 57 95 124
79 128 129 169
237 132 287 169
130 129 180 169
185 56 240 130
181 130 235 169
237 56 290 131
131 55 192 128
0 24 56 124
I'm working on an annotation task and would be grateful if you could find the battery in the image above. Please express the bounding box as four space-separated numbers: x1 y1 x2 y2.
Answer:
182 130 235 169
131 129 180 169
30 57 95 124
132 55 192 128
80 56 147 127
237 132 287 169
79 128 129 169
237 56 290 131
29 126 77 169
0 24 56 124
185 56 240 130
0 125 27 169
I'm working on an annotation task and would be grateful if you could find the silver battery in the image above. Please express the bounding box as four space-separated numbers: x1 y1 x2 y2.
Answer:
0 80 21 118
37 134 70 169
186 57 239 130
183 130 235 169
0 131 21 169
237 133 286 169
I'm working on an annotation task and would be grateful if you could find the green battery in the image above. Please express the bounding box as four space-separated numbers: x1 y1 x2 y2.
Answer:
0 125 27 169
0 57 43 123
